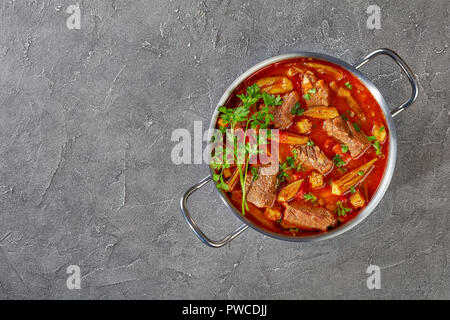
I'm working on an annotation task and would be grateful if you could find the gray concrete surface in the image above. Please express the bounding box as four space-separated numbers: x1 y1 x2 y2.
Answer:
0 0 448 299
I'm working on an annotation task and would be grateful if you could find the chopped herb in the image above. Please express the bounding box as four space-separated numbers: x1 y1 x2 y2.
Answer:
306 140 314 147
335 201 351 217
283 152 305 173
333 154 345 167
345 81 352 89
278 163 289 183
308 88 317 94
372 140 383 156
341 144 349 153
251 166 259 181
291 102 304 116
342 114 349 121
289 228 299 233
303 192 317 203
350 186 356 194
304 93 311 100
367 135 376 142
352 123 361 132
357 170 364 176
296 162 306 172
285 156 295 168
378 126 385 134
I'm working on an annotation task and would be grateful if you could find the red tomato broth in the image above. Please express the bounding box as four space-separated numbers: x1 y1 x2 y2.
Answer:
216 58 389 236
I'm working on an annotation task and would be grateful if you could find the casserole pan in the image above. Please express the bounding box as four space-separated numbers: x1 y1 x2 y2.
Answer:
181 48 418 247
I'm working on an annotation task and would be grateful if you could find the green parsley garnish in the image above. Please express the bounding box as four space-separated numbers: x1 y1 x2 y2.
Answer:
303 93 311 100
350 186 356 194
303 192 317 203
291 102 304 116
372 140 383 156
285 156 295 168
306 140 314 147
352 123 361 132
341 144 349 153
262 92 283 107
282 150 305 173
308 88 317 94
357 170 364 176
213 84 281 215
251 166 259 182
333 154 345 167
278 163 289 183
335 201 351 217
296 162 306 172
345 81 352 89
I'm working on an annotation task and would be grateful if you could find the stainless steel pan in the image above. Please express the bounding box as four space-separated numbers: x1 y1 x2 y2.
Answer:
181 48 418 248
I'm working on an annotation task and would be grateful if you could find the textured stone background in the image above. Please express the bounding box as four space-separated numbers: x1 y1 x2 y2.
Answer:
0 0 448 299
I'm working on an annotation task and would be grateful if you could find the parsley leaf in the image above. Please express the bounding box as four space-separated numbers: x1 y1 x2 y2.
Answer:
278 163 289 183
306 140 314 147
246 83 261 98
372 140 383 156
357 170 364 176
304 93 311 100
352 123 361 132
262 92 283 107
251 166 259 181
333 154 345 167
303 192 317 203
335 201 351 217
232 105 250 122
291 102 304 116
345 81 352 90
296 162 306 172
285 156 295 168
341 144 349 153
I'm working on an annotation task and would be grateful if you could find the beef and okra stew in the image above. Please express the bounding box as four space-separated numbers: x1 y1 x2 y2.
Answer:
211 58 388 236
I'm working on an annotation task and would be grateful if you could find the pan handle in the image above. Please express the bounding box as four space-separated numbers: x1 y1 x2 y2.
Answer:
354 48 419 118
180 175 248 248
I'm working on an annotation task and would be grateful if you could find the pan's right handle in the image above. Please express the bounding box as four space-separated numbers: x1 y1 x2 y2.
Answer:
354 48 419 118
180 175 248 248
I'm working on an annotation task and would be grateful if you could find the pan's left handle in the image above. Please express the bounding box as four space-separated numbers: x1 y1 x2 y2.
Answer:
180 175 248 248
354 48 419 118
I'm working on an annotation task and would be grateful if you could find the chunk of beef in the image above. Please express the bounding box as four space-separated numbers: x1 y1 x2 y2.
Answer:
302 71 330 107
291 144 334 175
281 201 337 231
245 165 279 208
323 116 370 158
270 91 299 129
